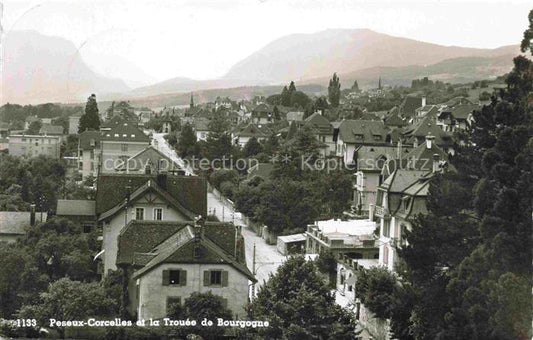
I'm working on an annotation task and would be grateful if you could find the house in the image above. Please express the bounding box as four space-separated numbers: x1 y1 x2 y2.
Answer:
373 152 447 271
246 163 274 182
251 103 273 124
403 114 454 155
8 134 61 158
162 117 172 134
231 123 270 148
352 144 410 215
303 112 335 155
305 218 378 260
78 131 102 180
334 120 392 165
56 200 96 232
113 146 184 175
95 173 207 273
100 124 151 174
0 205 47 243
192 118 211 141
117 218 254 320
39 124 64 136
437 104 478 132
383 108 407 128
286 111 305 126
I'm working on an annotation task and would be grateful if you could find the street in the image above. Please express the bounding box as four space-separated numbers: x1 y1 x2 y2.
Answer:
152 132 286 295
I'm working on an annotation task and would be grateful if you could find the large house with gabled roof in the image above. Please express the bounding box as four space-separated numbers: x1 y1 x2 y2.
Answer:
100 123 151 173
119 219 254 320
92 171 254 320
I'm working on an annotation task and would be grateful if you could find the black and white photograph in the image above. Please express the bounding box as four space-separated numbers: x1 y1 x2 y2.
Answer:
0 1 531 339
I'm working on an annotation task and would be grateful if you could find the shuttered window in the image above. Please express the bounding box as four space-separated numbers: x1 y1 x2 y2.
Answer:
162 269 187 286
203 270 229 287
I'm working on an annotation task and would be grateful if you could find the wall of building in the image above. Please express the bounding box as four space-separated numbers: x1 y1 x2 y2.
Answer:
100 141 150 173
8 135 61 158
102 195 189 273
134 263 249 320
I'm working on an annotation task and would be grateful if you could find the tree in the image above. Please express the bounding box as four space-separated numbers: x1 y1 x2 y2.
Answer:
78 94 100 133
252 256 357 339
328 73 341 107
273 105 280 120
26 120 42 134
177 123 199 158
281 86 291 106
520 9 532 54
290 90 311 108
351 80 360 92
288 80 297 94
19 278 118 338
243 136 263 157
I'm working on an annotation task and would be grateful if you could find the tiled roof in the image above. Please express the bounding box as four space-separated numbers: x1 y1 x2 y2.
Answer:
39 124 64 135
404 115 453 146
95 174 207 216
354 145 399 171
400 96 424 118
304 112 333 135
286 111 305 122
56 200 95 216
101 123 150 143
450 104 478 120
403 140 449 171
79 131 101 149
252 103 271 113
382 169 428 193
384 112 407 127
114 146 183 173
234 123 270 138
337 120 390 144
0 211 47 235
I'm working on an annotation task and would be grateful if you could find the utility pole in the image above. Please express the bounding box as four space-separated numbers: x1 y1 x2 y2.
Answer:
251 243 256 300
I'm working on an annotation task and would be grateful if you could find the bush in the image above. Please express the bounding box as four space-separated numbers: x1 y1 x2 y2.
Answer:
354 267 397 319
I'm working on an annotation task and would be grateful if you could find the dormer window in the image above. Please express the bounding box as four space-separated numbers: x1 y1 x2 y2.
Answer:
90 139 95 147
355 134 363 140
373 135 382 141
114 133 119 137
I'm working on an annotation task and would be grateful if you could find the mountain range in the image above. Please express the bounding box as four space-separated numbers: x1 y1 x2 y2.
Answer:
1 29 521 105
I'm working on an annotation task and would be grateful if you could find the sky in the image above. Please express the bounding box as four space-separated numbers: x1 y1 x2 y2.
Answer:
2 0 531 87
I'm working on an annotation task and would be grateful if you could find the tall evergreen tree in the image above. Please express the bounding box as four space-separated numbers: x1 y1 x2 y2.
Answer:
281 86 291 106
351 80 360 92
78 94 100 133
288 80 296 94
328 73 341 107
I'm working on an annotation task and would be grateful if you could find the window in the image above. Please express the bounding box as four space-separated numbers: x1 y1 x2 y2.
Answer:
210 270 222 285
203 270 228 287
383 220 391 238
163 269 187 286
154 208 163 220
121 144 128 152
166 297 181 314
135 208 144 220
90 150 94 159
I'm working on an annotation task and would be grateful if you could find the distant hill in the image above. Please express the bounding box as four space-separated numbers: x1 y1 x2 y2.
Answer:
301 54 517 88
134 29 519 97
1 30 130 105
223 29 520 83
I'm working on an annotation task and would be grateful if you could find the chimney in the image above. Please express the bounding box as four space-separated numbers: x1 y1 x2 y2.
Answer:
425 134 435 149
397 140 402 159
194 215 205 239
30 204 36 226
156 173 167 189
422 96 426 107
432 154 440 173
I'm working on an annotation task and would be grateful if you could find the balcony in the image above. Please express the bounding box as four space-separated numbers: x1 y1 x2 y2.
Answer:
374 205 391 219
